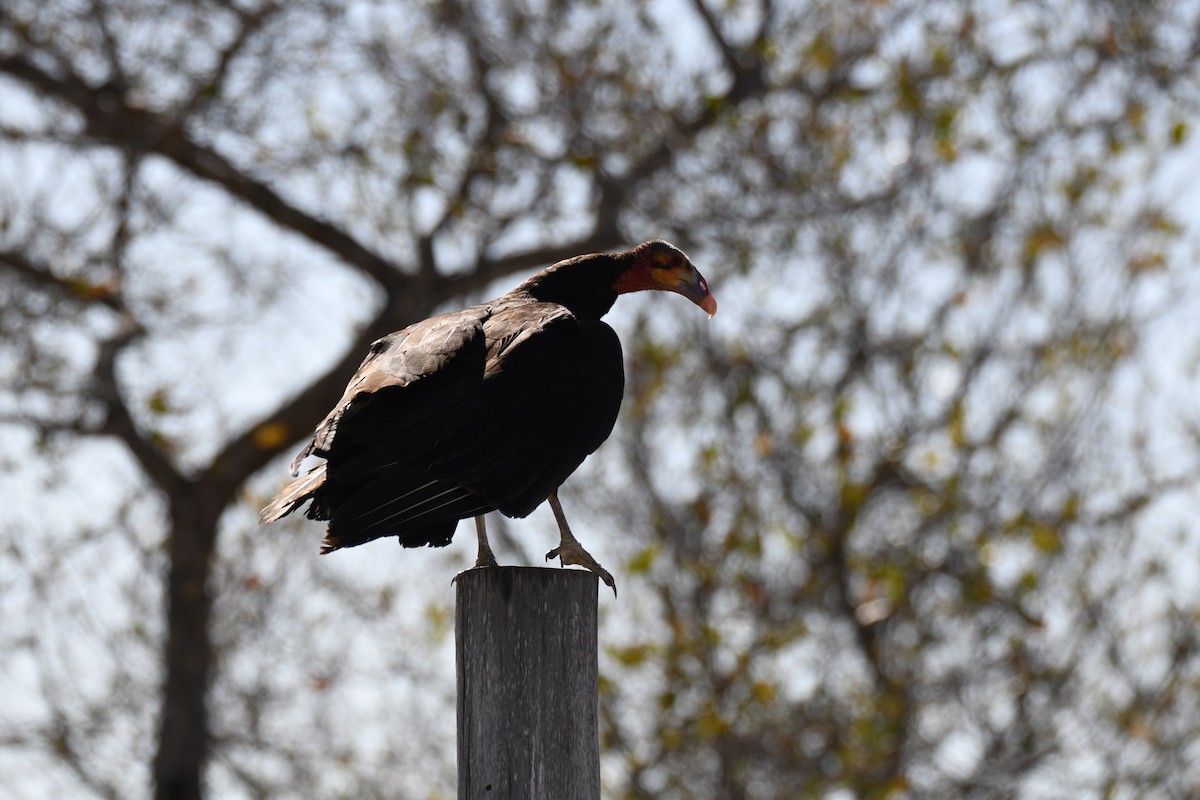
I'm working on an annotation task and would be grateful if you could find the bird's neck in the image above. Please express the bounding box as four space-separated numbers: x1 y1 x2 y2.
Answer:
516 251 633 319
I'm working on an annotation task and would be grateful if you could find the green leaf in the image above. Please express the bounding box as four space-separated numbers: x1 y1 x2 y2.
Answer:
626 544 660 575
147 390 170 415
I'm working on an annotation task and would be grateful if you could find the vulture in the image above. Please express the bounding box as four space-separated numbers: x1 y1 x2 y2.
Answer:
259 240 716 593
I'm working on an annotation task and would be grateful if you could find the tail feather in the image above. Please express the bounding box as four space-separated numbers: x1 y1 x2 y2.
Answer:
262 460 490 554
259 464 327 524
322 469 490 551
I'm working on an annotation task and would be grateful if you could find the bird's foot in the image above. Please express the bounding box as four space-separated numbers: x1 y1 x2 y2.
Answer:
546 540 617 597
472 551 499 570
450 552 500 585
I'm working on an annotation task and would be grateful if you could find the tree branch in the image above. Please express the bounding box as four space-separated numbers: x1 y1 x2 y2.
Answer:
93 316 187 497
0 248 124 312
177 3 280 117
0 52 410 296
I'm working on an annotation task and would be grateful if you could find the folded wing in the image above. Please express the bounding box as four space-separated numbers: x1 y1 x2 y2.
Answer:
261 299 625 554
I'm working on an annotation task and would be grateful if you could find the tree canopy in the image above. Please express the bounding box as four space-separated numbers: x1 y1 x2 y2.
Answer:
2 1 1200 798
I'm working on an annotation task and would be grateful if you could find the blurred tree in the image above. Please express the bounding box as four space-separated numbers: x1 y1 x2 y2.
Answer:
1 1 1199 799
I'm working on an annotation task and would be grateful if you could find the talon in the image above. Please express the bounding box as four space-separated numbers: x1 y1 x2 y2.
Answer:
472 552 500 570
544 490 618 596
599 568 617 598
544 543 617 597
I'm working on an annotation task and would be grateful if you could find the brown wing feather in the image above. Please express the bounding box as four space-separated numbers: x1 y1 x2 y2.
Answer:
264 305 492 548
289 305 491 475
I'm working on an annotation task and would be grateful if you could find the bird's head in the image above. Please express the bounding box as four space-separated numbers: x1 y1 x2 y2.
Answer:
615 240 718 317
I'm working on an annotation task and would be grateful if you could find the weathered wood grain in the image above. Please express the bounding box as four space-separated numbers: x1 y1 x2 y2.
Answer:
456 567 599 800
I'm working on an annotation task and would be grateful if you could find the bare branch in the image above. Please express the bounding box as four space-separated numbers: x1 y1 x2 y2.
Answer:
687 0 751 83
93 315 186 496
0 52 410 295
0 248 125 312
178 3 280 117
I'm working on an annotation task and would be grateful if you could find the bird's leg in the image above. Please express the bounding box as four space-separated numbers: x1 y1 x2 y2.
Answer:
471 515 499 569
545 490 617 596
453 516 498 585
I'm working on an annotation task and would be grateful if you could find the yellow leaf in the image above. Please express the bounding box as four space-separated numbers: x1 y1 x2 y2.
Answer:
806 33 837 70
949 402 966 446
626 544 660 575
608 644 655 667
147 390 170 415
253 421 291 449
1031 522 1061 554
752 681 778 704
840 481 870 509
695 711 727 740
1024 225 1065 263
1060 493 1079 522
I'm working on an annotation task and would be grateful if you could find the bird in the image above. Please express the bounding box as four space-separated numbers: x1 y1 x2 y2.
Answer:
259 240 717 594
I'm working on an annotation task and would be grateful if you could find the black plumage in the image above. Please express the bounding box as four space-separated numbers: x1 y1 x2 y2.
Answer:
260 240 716 587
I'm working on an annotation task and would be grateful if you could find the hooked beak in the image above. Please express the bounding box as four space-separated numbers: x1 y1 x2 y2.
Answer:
672 268 718 318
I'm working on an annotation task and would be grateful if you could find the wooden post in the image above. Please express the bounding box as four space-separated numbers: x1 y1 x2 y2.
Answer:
456 566 600 800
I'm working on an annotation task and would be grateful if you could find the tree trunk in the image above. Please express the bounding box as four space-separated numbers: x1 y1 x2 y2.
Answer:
153 492 219 800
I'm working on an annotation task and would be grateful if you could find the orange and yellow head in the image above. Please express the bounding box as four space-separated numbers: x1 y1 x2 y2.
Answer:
614 240 718 317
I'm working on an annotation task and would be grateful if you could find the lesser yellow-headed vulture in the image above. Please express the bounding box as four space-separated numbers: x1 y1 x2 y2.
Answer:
260 240 716 593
